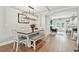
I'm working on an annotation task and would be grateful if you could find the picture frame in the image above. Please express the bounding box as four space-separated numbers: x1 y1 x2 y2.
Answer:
18 13 30 24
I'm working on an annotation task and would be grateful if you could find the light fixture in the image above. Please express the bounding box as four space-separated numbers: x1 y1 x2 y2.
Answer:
22 6 38 20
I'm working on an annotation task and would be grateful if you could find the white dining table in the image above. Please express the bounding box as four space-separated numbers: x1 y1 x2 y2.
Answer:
16 30 41 48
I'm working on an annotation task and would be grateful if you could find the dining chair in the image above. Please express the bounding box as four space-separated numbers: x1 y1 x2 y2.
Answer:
13 31 27 52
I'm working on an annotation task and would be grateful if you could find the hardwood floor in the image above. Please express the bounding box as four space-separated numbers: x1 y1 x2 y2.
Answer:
0 32 77 52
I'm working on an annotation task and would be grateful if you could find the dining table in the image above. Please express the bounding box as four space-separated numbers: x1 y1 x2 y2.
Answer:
16 29 42 48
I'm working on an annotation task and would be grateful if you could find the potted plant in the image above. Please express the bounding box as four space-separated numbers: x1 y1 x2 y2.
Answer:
30 24 36 32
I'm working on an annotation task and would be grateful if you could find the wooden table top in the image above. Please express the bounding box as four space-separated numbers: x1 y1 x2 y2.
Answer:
16 30 43 35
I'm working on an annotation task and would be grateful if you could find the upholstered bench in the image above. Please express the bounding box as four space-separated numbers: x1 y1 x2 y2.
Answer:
29 31 45 50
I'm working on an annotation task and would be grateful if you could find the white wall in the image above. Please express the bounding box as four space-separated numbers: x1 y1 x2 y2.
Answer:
0 7 3 32
34 13 46 36
0 7 6 32
45 15 51 35
0 6 39 43
5 7 39 32
5 7 29 31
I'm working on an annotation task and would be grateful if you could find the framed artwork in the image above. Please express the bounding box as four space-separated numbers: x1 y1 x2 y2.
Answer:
18 13 30 24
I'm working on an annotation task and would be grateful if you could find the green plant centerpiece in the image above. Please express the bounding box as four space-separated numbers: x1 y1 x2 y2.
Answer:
30 24 36 32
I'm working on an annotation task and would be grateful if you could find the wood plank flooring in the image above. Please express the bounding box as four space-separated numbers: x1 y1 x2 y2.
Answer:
0 32 77 52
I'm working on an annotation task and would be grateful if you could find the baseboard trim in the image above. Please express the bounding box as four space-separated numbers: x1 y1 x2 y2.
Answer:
0 40 15 46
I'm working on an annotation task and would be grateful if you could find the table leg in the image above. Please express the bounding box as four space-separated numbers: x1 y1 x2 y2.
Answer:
27 36 31 48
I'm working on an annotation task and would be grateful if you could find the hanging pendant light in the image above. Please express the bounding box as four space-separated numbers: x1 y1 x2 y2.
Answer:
22 6 38 20
28 6 38 20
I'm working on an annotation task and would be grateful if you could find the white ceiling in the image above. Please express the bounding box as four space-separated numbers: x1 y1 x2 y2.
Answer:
14 6 77 14
14 6 48 13
46 6 70 10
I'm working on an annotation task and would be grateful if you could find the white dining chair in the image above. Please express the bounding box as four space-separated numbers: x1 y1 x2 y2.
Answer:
13 30 27 52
